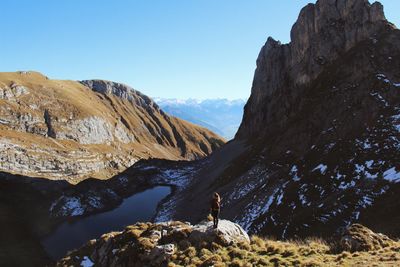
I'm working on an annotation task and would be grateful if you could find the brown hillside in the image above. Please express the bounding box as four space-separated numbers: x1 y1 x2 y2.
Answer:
0 71 225 183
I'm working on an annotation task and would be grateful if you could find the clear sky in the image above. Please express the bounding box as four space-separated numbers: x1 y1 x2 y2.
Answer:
0 1 398 100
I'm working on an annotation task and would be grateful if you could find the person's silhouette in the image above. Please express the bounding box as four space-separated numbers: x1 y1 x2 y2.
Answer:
210 192 221 229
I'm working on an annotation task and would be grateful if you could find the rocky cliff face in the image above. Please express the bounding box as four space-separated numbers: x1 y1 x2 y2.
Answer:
237 0 394 139
169 0 400 239
0 72 224 182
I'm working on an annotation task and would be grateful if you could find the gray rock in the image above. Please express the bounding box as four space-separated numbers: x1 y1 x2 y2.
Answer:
147 244 175 265
189 219 250 245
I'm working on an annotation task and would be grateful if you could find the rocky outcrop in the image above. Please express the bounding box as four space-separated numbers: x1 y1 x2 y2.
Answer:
169 0 400 239
81 80 157 110
57 220 249 267
0 72 224 182
189 220 250 245
340 224 396 252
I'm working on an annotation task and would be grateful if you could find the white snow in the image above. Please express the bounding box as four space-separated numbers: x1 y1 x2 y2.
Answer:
154 166 196 222
370 92 389 107
392 113 400 132
334 172 344 180
377 74 400 87
64 197 85 216
261 188 280 214
276 192 284 205
312 164 328 174
361 195 373 208
282 223 289 239
365 160 374 168
383 167 400 182
139 166 157 171
338 180 356 189
299 193 308 206
80 256 94 267
290 165 300 181
50 196 85 216
362 139 372 149
355 164 365 173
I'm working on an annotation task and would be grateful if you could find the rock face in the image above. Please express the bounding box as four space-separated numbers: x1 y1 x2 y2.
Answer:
169 0 400 239
57 220 250 267
237 0 394 139
0 72 224 182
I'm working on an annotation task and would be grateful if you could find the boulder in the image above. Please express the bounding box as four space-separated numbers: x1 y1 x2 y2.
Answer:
189 219 250 245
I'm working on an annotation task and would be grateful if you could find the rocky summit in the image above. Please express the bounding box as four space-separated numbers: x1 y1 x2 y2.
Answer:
166 0 400 239
0 72 224 183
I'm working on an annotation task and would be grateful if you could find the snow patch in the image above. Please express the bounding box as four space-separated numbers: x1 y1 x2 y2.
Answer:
383 167 400 182
312 164 328 175
370 92 389 107
80 256 94 267
290 165 300 181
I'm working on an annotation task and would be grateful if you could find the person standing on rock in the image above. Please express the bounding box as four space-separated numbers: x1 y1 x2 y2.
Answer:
210 192 221 229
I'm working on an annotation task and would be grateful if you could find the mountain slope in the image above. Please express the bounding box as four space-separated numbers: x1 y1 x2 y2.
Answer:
0 72 224 183
168 0 400 238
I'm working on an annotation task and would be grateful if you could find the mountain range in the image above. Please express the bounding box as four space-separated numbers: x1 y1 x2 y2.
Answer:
154 98 246 140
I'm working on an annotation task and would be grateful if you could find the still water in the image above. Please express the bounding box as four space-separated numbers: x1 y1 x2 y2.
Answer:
42 186 171 259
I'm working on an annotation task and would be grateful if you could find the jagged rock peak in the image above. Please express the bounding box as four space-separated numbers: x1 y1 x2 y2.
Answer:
262 0 394 88
81 79 159 110
290 0 390 55
237 0 397 139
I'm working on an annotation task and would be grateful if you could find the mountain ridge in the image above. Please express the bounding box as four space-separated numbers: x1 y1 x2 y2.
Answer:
0 72 225 183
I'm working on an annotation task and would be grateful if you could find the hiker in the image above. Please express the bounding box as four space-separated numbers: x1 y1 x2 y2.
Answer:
210 192 221 229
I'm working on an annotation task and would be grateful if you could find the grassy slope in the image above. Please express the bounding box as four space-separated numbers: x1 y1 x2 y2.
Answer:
58 221 400 267
0 71 225 181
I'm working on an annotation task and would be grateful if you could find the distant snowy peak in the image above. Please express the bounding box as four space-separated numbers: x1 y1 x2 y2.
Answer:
153 98 246 139
154 98 246 107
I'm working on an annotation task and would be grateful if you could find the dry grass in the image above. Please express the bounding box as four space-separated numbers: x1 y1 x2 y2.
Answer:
165 234 400 267
58 221 400 267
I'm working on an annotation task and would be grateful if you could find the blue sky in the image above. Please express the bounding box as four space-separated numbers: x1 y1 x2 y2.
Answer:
1 0 398 100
